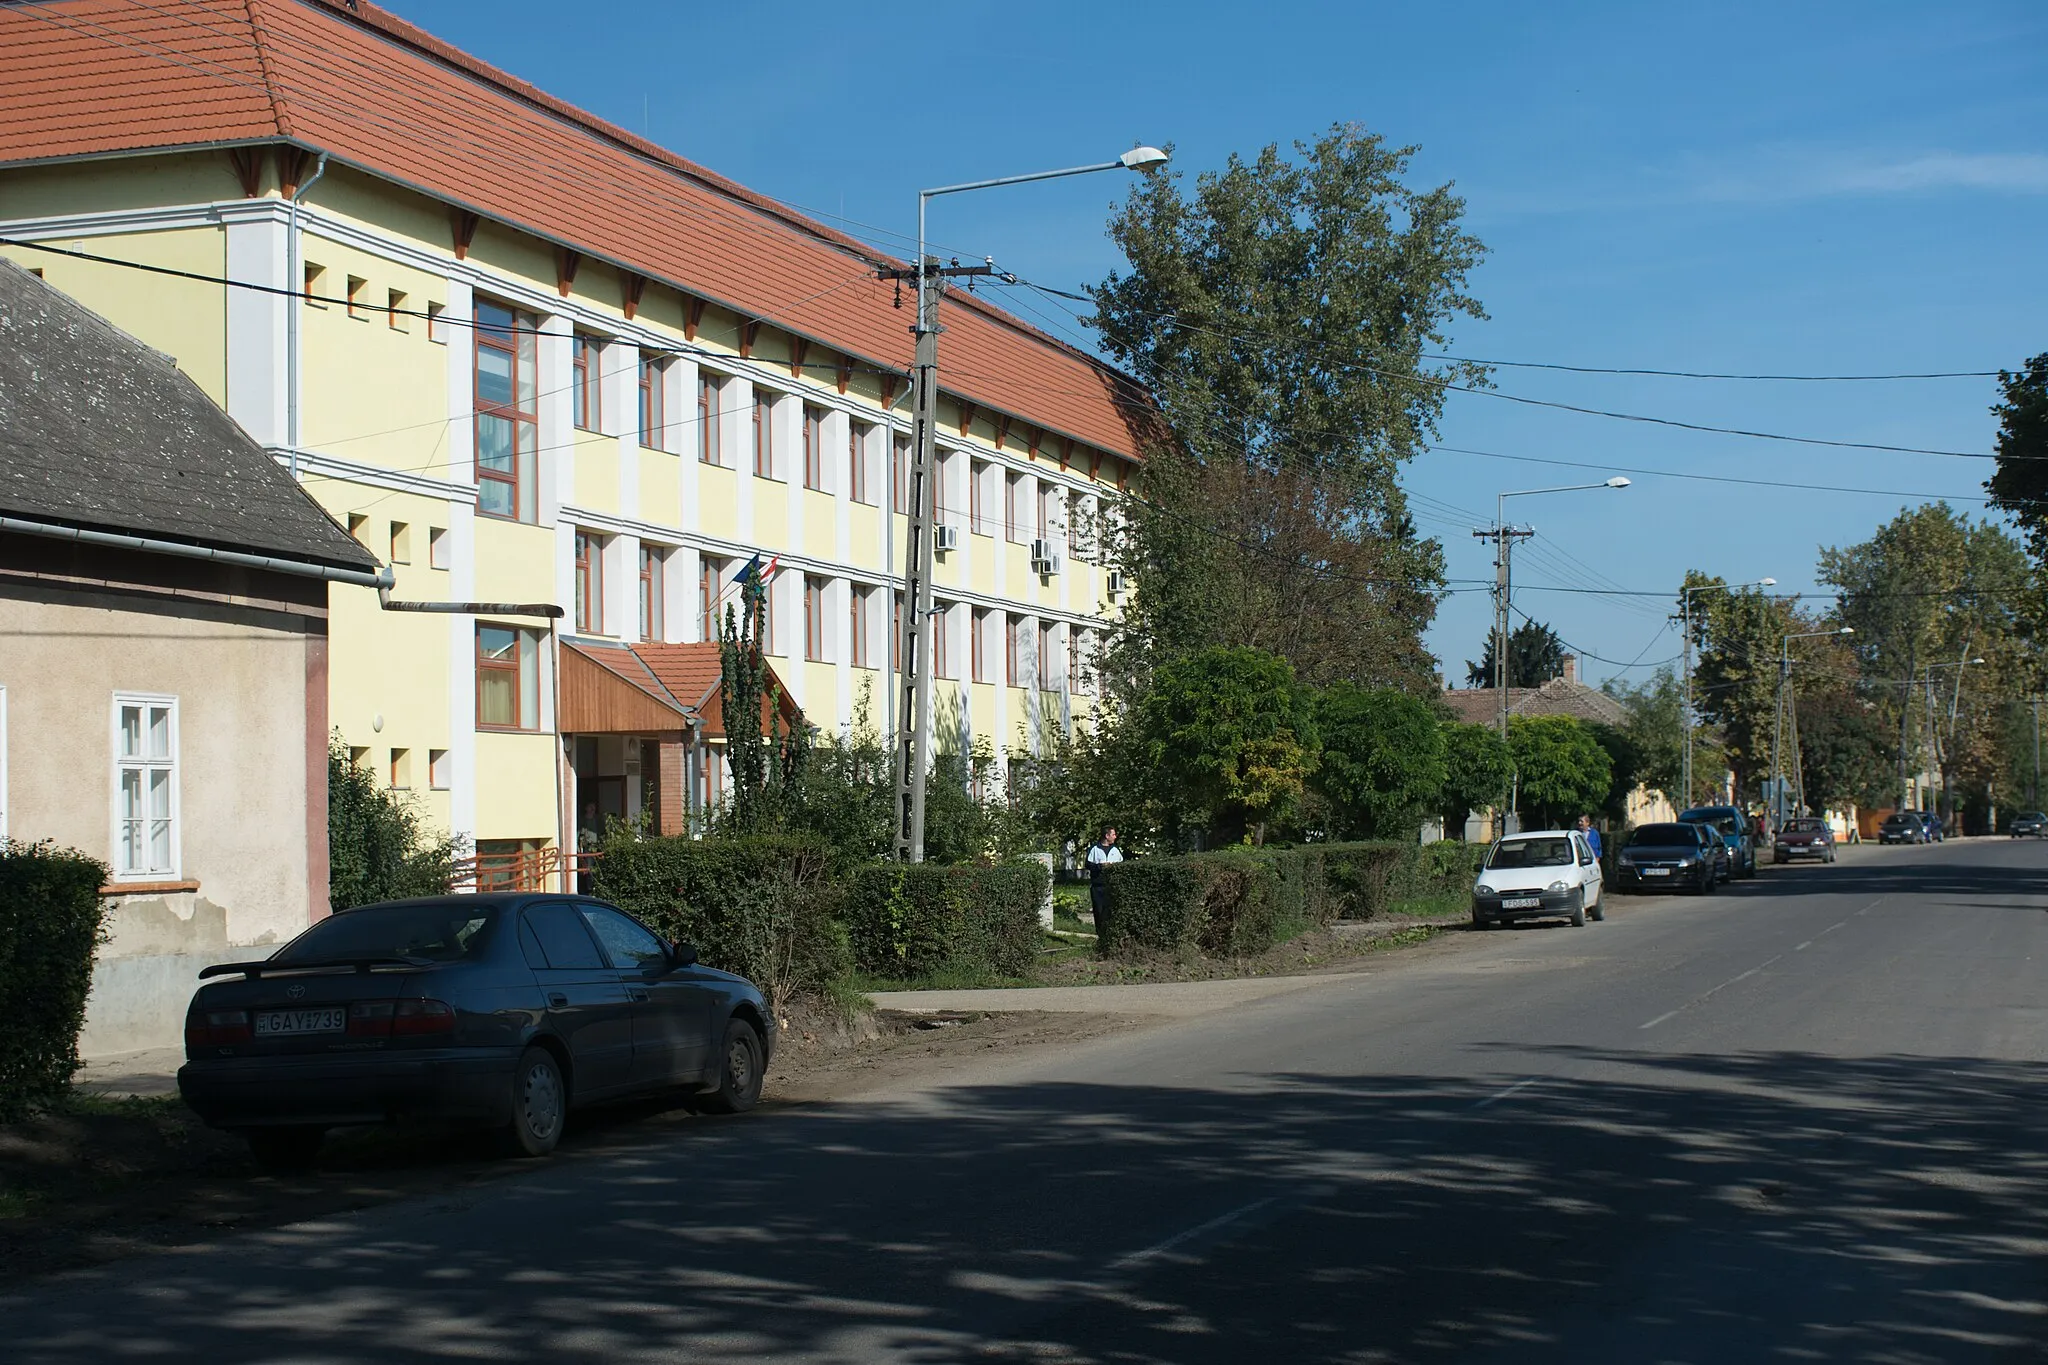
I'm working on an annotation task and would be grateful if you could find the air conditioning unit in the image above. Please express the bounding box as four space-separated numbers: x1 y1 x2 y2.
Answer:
1106 570 1126 598
1030 538 1054 563
1033 551 1062 577
933 524 960 553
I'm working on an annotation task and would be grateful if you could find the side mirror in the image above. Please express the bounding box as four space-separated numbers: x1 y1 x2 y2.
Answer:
671 941 699 968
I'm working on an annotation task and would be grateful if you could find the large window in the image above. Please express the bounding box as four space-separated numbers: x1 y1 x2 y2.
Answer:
571 334 600 432
639 357 666 451
804 576 827 661
698 374 722 465
803 405 826 491
112 695 177 879
972 609 992 683
1006 472 1026 543
699 557 725 640
891 434 910 513
934 604 952 679
753 391 776 478
477 625 540 731
1006 616 1024 688
848 423 872 504
970 460 990 535
850 587 870 668
1039 623 1059 690
640 546 665 641
474 300 538 522
574 531 604 634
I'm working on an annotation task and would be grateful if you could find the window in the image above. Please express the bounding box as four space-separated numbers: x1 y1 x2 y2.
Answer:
474 299 539 521
850 587 870 668
639 356 666 450
1038 485 1056 542
387 288 408 331
523 902 605 968
698 374 722 465
753 390 776 478
428 748 450 791
1038 622 1058 690
477 624 540 730
303 261 326 306
970 460 989 535
803 405 826 491
849 423 872 503
112 696 177 879
579 903 667 970
972 609 992 683
934 604 952 679
346 275 368 319
389 748 412 789
1006 472 1026 542
699 557 723 640
429 526 451 570
574 531 604 634
891 592 903 671
804 576 827 661
389 521 410 564
1070 497 1095 563
892 434 910 513
347 513 368 542
571 335 601 432
639 546 664 642
1006 616 1023 688
760 579 778 655
427 301 446 343
1071 631 1094 696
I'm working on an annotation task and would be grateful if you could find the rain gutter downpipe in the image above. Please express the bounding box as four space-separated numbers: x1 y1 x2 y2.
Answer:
285 149 329 478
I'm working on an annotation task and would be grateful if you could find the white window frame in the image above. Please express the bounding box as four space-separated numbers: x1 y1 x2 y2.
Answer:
111 692 180 882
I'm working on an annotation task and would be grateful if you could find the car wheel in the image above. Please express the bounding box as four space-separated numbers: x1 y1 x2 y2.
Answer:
500 1045 567 1158
1569 890 1587 927
696 1019 765 1116
246 1125 324 1174
1588 890 1606 922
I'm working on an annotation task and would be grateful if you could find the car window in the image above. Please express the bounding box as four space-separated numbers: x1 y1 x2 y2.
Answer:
1487 837 1574 869
1629 825 1693 845
274 903 496 963
522 903 607 969
579 903 668 970
1575 835 1595 866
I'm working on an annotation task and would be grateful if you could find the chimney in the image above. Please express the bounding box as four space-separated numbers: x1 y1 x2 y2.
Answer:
1561 653 1579 684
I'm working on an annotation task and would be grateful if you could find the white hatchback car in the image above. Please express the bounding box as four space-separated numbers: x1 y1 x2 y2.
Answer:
1470 830 1606 928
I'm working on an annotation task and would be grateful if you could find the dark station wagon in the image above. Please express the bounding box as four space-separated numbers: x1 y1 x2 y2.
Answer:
179 894 774 1170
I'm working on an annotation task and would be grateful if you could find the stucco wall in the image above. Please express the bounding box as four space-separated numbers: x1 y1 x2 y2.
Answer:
0 567 323 1054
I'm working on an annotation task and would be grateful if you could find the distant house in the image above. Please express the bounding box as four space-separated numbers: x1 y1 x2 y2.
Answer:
1439 654 1676 834
0 259 383 1054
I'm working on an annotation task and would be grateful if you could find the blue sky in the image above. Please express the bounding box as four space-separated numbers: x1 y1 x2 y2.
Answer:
395 0 2048 687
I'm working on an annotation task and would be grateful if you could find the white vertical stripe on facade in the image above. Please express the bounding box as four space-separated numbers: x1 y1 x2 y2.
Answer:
442 279 478 845
537 314 571 529
223 214 288 446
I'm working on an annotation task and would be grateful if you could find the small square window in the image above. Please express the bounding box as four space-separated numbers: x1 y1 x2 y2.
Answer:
426 301 447 343
346 275 369 319
347 745 370 769
428 749 451 790
428 526 451 570
387 287 409 331
303 262 327 307
347 513 368 542
389 521 410 564
389 747 411 789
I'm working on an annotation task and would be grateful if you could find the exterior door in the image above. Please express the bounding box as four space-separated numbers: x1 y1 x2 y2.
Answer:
578 902 716 1085
519 901 635 1096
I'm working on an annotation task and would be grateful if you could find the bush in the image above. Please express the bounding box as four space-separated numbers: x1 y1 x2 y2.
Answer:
842 861 1046 980
329 736 460 911
0 841 109 1122
1098 848 1294 960
590 832 850 1014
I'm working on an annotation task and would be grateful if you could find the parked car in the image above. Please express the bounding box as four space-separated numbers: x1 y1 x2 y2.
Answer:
2012 811 2048 838
1615 823 1721 895
1915 811 1946 843
1773 817 1837 863
1471 830 1606 928
1878 812 1926 844
179 894 775 1171
1679 805 1757 880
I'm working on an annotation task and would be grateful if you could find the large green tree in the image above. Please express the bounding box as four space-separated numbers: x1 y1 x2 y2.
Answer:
1465 619 1567 689
1985 354 2048 570
1439 721 1513 833
1134 646 1318 845
1603 667 1690 810
1312 684 1446 839
1685 574 1795 805
1507 716 1612 831
1091 123 1487 692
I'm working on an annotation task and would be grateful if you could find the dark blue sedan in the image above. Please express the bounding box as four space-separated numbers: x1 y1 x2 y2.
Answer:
179 894 774 1170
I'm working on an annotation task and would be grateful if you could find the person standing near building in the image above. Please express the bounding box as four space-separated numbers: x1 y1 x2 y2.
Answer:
1576 813 1603 860
1085 826 1123 928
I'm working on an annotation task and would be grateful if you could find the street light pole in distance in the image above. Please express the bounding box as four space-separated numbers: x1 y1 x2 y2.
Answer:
886 146 1170 862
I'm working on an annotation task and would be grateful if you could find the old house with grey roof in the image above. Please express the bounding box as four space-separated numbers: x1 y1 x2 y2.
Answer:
0 258 384 1053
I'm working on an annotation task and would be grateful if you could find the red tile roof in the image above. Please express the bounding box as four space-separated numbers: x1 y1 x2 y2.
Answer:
1440 678 1628 728
0 0 1156 460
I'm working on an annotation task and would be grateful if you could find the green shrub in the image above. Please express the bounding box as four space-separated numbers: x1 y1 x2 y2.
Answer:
1096 855 1215 958
1320 842 1414 918
0 841 109 1122
1098 848 1301 960
328 736 460 911
590 832 850 1014
842 861 1046 980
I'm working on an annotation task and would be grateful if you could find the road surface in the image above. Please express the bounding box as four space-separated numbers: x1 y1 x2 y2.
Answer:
8 837 2048 1363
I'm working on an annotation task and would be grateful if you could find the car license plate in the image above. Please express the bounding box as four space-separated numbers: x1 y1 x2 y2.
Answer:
1502 896 1542 909
254 1008 346 1036
1644 867 1671 876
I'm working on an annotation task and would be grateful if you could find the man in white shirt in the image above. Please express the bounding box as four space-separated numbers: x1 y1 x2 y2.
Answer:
1085 826 1123 926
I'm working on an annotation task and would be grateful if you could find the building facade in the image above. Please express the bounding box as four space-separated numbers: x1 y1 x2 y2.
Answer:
0 0 1148 871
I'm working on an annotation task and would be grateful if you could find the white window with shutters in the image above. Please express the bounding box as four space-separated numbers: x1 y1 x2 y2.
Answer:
112 694 179 880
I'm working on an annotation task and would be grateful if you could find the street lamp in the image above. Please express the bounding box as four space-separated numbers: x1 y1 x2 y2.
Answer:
889 146 1171 862
1771 626 1853 824
1679 575 1775 806
1478 477 1630 834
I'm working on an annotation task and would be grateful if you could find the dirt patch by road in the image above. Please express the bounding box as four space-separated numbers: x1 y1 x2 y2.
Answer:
0 1006 1129 1286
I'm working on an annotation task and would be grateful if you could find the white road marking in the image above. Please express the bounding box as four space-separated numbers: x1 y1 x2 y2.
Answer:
1820 920 1848 936
1472 1077 1541 1109
1109 1196 1279 1273
1639 1009 1680 1031
1796 941 1813 952
1640 955 1783 1029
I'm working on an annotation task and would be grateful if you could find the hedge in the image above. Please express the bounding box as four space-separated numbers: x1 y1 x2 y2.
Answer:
589 832 850 1012
842 861 1047 980
0 841 109 1122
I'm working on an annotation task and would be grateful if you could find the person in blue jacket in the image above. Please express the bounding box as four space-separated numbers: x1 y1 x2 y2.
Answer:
1577 813 1603 860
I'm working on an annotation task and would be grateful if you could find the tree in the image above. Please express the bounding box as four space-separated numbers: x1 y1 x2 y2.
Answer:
1985 354 2048 569
1464 619 1566 689
716 562 808 836
1604 667 1689 810
1794 688 1894 813
1092 123 1487 692
1507 716 1611 831
1438 721 1513 833
1686 574 1794 805
328 736 461 911
1135 646 1318 845
1312 684 1446 839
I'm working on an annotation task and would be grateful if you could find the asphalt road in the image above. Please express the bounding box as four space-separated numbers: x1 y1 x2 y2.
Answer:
9 837 2048 1364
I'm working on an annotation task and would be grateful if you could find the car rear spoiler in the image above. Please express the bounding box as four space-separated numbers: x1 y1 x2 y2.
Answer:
197 957 419 980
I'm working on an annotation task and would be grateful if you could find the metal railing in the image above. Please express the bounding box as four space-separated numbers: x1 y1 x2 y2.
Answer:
448 847 601 894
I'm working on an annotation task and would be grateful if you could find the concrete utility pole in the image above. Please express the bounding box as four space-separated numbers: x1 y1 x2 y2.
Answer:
882 147 1168 862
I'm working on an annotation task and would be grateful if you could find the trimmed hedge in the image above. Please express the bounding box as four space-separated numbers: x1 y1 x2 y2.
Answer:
843 861 1047 980
590 832 850 1011
0 841 109 1122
